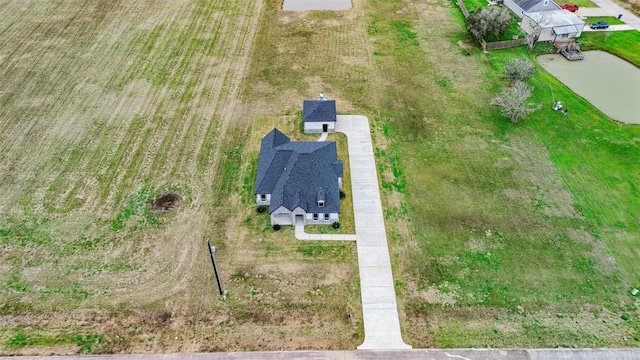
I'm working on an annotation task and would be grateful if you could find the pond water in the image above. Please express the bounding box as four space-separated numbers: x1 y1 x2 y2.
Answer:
282 0 352 11
537 50 640 124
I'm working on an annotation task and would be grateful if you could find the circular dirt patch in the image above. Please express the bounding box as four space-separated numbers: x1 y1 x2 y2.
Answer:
151 191 183 214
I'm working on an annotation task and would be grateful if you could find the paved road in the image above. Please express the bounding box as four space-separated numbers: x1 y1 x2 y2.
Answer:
6 349 640 359
336 115 411 350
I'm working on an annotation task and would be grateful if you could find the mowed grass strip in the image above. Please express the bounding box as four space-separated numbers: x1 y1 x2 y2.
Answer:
363 0 640 348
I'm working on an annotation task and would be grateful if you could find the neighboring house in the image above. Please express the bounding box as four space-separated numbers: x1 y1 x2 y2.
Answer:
503 0 559 18
521 10 584 43
254 128 343 226
303 94 337 134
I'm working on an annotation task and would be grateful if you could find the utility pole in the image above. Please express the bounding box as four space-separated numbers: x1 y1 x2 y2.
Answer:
207 239 224 297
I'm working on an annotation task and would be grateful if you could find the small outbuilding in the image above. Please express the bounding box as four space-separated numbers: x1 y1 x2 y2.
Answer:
254 128 343 226
303 94 337 134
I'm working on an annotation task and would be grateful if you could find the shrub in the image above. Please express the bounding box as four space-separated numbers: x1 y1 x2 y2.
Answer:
490 81 541 124
332 222 341 229
504 59 537 83
339 190 346 199
272 224 281 231
465 7 512 42
256 205 267 213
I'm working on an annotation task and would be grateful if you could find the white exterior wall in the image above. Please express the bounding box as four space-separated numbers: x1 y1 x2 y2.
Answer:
540 27 556 42
521 16 555 41
256 193 271 205
270 206 339 225
521 15 537 35
271 205 294 225
305 212 339 224
304 122 336 134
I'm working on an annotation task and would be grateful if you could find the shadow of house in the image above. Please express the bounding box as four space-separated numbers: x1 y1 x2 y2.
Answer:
303 96 337 134
254 128 343 226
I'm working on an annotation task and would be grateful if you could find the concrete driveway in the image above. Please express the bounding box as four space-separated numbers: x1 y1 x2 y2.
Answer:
336 115 411 350
577 0 640 31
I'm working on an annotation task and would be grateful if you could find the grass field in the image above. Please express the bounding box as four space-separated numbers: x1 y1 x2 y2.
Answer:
0 0 362 354
1 0 640 354
361 0 640 349
616 0 640 16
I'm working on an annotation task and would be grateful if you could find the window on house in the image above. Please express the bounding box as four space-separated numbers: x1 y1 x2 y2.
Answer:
324 213 329 221
562 34 569 39
318 200 325 207
260 194 266 201
313 213 319 221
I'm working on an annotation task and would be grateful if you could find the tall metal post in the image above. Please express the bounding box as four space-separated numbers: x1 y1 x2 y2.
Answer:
207 240 224 296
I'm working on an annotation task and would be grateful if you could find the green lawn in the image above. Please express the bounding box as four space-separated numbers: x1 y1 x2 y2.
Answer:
580 30 640 67
564 0 597 7
584 16 626 25
367 0 640 347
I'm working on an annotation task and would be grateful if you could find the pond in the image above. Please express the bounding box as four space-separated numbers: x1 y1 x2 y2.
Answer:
282 0 352 11
537 50 640 124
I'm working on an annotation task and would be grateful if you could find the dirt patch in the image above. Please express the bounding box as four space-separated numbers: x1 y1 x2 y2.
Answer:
568 228 618 276
504 131 583 219
150 191 183 214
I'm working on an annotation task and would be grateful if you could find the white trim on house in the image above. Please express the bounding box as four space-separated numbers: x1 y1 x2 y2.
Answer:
256 193 271 204
269 205 339 225
304 121 336 134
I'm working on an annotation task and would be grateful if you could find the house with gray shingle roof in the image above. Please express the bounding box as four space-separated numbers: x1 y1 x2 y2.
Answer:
255 128 343 225
503 0 559 18
303 94 337 134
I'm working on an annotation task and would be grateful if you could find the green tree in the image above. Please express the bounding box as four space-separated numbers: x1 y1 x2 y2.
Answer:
465 7 513 42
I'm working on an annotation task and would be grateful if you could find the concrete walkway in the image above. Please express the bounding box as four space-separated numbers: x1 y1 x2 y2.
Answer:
317 131 328 141
335 115 411 350
577 7 612 17
294 217 356 241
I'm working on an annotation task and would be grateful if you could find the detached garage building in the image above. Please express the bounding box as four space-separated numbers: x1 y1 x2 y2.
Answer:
303 95 337 134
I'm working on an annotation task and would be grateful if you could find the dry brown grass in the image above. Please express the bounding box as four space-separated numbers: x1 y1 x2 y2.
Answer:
615 0 640 16
0 0 364 354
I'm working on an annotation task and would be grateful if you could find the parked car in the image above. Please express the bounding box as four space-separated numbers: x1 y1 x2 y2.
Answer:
560 3 579 11
590 21 610 29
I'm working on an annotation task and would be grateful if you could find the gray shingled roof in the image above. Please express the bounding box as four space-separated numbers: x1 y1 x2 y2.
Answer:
514 0 559 12
255 128 343 214
303 100 337 123
526 10 584 27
